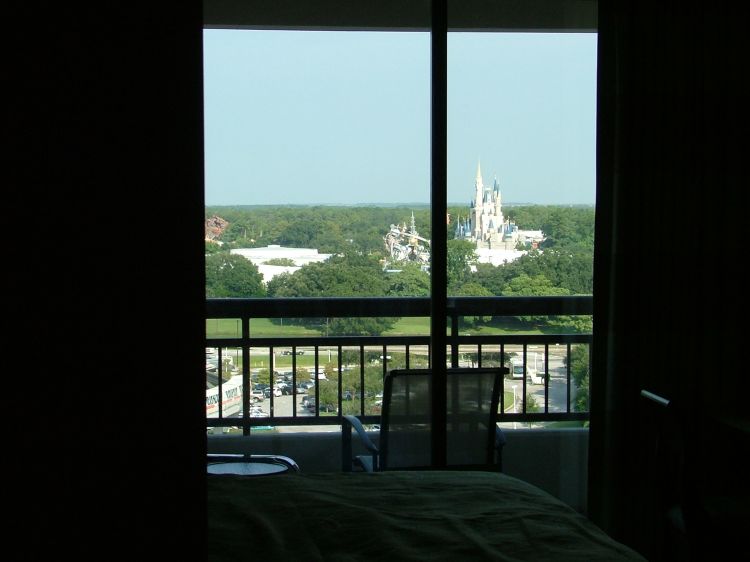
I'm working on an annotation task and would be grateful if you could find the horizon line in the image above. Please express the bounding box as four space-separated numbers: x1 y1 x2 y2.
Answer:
204 201 596 207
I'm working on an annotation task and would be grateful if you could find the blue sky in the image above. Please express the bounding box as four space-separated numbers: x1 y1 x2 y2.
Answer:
203 30 597 206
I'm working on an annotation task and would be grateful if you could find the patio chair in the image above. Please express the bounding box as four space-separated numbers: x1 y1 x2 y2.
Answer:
341 367 508 472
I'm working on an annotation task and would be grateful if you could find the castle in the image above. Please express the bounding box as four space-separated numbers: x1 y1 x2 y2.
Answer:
453 160 521 250
453 161 543 265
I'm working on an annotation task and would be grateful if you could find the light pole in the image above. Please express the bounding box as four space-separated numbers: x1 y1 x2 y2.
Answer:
512 385 518 429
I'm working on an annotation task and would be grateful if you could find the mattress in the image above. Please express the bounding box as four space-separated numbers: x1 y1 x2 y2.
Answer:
207 470 645 561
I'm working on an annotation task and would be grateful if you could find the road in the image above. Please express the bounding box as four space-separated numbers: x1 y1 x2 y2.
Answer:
505 354 577 413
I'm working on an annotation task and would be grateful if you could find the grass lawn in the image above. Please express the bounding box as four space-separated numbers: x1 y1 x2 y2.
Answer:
385 317 548 336
249 318 321 337
206 318 320 338
502 391 514 411
209 317 564 340
543 420 589 428
384 317 430 336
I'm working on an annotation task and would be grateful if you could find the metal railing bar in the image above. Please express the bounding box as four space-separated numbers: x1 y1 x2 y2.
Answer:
565 342 571 413
522 343 527 414
206 335 431 347
544 343 549 414
292 349 297 417
247 334 582 345
454 334 591 345
314 345 320 417
206 295 593 318
359 346 365 416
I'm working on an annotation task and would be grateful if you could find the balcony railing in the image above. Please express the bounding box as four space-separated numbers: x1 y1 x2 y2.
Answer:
206 296 592 435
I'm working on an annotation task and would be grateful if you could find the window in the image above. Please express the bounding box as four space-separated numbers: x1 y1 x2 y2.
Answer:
203 1 597 442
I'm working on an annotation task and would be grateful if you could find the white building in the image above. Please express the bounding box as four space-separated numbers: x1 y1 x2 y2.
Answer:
475 247 526 266
230 245 332 284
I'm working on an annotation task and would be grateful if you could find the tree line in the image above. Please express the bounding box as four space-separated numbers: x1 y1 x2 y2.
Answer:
205 204 594 334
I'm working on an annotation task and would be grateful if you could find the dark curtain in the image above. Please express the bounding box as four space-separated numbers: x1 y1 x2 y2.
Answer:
8 2 207 560
590 1 748 559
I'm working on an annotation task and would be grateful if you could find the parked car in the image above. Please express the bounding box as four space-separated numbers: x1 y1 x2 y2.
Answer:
276 383 293 395
297 381 314 393
250 389 265 402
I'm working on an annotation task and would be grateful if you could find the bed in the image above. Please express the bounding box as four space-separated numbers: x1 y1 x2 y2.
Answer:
207 470 645 561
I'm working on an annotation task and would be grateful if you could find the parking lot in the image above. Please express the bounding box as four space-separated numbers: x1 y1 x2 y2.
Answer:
247 393 316 418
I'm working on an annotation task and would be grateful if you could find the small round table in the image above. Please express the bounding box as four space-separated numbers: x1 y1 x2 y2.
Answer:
206 454 299 476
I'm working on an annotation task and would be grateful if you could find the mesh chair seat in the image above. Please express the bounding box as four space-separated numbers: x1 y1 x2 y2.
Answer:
343 367 507 472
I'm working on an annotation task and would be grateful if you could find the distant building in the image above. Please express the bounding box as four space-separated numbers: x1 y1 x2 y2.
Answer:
383 212 430 272
453 160 544 265
230 245 332 284
205 215 229 243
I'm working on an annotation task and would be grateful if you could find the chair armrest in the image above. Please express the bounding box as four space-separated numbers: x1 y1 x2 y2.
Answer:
495 427 507 450
342 415 379 454
342 414 379 472
494 427 507 472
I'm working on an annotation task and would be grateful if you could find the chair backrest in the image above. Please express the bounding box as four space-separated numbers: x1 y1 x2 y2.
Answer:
380 368 503 470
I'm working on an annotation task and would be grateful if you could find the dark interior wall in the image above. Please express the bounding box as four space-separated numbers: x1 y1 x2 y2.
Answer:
8 3 206 559
591 1 749 559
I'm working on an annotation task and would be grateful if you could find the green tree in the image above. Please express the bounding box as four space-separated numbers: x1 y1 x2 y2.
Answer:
567 345 590 412
254 368 271 386
205 241 224 255
271 254 388 297
326 317 397 336
341 350 361 367
501 274 570 326
451 281 493 327
317 378 339 412
471 262 514 296
501 273 570 297
386 264 430 296
540 207 595 249
447 239 478 290
264 257 296 266
205 253 265 297
268 254 398 335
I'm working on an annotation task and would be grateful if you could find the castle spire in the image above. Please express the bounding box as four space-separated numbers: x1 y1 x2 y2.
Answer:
474 158 484 204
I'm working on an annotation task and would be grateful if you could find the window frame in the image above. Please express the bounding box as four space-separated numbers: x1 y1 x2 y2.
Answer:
202 0 597 466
